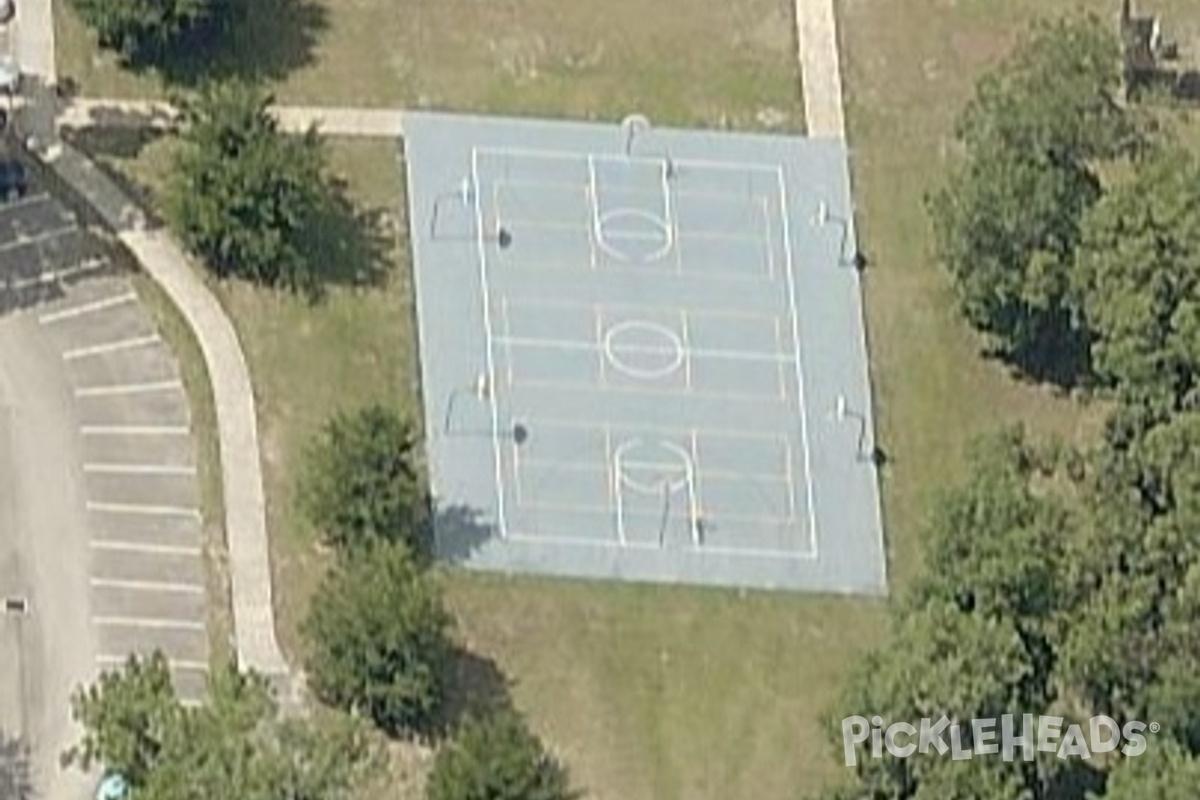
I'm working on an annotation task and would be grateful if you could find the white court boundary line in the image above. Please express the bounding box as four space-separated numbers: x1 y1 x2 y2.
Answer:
471 149 509 540
494 176 777 204
500 218 750 242
775 168 819 559
472 148 818 558
513 456 790 484
475 146 782 178
497 334 790 365
504 528 818 560
507 421 813 556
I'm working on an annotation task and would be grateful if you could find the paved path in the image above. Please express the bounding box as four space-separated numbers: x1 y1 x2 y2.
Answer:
795 0 847 138
45 144 290 683
9 0 292 698
58 98 406 137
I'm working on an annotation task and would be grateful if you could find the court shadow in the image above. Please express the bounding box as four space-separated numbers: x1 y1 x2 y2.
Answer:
0 728 32 800
433 503 495 564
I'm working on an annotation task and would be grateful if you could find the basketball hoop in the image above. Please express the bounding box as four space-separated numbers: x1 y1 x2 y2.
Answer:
621 113 652 157
474 372 491 399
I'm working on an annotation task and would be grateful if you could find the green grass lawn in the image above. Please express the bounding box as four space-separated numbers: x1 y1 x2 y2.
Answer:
55 0 804 130
64 0 1200 797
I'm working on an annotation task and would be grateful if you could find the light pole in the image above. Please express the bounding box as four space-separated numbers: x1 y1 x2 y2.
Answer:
814 201 855 268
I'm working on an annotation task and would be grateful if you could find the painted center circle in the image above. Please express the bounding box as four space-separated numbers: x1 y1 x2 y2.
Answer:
596 208 672 263
602 320 685 379
614 439 692 495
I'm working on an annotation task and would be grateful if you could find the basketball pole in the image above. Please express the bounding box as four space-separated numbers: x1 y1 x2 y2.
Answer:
837 395 870 462
814 200 852 267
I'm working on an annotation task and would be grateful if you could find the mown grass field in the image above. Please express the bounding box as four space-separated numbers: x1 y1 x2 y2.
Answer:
55 0 804 130
65 0 1200 797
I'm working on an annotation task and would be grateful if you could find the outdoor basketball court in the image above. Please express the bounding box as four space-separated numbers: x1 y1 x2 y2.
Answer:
403 111 886 594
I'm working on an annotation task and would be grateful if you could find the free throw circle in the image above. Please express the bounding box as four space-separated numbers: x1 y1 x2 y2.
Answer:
602 320 685 379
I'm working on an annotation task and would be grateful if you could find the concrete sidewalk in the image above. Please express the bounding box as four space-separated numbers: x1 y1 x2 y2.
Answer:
45 143 290 683
58 97 406 137
795 0 847 138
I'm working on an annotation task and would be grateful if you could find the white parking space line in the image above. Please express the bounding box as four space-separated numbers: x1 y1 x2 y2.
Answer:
90 540 201 557
5 257 108 291
39 291 137 324
0 192 51 212
0 225 75 253
84 463 196 476
87 501 201 519
75 379 183 398
91 577 205 594
93 616 206 631
95 653 209 671
63 333 161 361
80 424 190 436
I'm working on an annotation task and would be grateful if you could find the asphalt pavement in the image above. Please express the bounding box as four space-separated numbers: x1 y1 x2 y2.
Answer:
0 182 209 800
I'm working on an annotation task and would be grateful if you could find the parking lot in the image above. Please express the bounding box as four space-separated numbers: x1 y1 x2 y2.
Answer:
0 186 209 702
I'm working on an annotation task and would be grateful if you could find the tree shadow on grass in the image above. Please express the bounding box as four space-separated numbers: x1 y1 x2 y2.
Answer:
990 312 1094 393
119 0 328 88
430 646 514 739
0 728 33 800
297 176 394 299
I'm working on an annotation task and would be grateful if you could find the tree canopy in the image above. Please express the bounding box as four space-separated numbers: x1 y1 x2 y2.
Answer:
299 404 427 557
302 540 452 735
1101 739 1200 800
426 711 571 800
928 15 1139 375
1072 146 1200 413
167 80 329 293
67 653 377 799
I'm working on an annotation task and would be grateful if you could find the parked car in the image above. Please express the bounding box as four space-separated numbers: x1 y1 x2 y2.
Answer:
0 159 27 200
95 773 130 800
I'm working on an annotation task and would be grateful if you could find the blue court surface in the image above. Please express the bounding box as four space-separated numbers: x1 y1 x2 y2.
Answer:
402 111 886 595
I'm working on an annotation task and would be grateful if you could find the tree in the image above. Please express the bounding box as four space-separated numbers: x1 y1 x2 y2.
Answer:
928 149 1098 367
67 654 377 799
928 15 1139 373
1072 146 1200 413
954 15 1133 163
911 427 1067 635
1100 738 1200 800
1059 410 1200 734
426 711 570 800
826 430 1077 800
71 0 213 62
66 651 180 786
167 81 329 292
299 404 427 557
302 540 452 735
